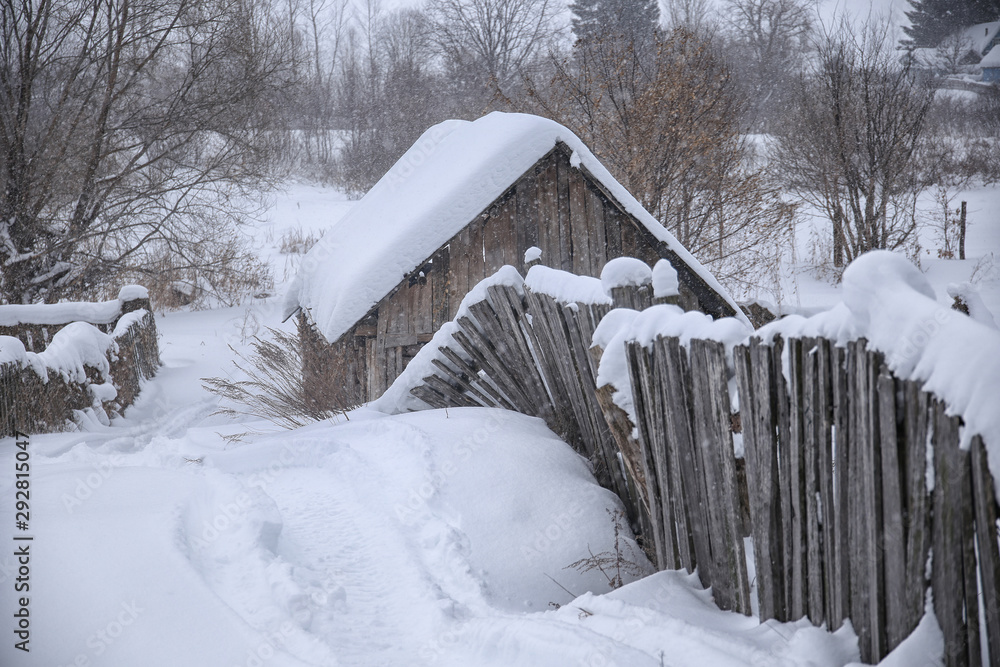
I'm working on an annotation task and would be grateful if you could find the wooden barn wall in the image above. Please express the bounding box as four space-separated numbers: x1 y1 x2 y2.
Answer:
306 143 717 407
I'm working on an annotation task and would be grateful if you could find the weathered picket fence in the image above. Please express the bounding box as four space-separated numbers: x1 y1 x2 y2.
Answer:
392 262 1000 666
0 287 160 435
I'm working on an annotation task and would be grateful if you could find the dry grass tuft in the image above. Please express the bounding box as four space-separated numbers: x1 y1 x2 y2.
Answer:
203 326 345 431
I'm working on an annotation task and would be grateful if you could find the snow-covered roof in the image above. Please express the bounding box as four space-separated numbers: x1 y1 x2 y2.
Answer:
980 45 1000 68
285 112 744 343
961 21 1000 56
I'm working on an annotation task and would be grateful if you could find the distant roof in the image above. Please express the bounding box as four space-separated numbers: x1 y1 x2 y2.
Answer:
284 112 745 343
981 45 1000 67
957 21 1000 56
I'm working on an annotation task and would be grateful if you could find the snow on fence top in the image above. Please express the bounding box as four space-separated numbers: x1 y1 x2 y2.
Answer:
600 257 652 293
283 111 744 344
0 285 149 327
590 251 1000 491
0 321 117 384
593 305 751 427
373 266 524 414
525 265 611 306
759 251 1000 477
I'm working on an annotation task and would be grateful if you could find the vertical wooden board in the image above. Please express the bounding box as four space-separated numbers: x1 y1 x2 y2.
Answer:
604 202 623 261
653 338 697 572
815 339 838 628
903 382 931 635
970 435 1000 664
448 230 471 319
740 339 786 622
625 341 669 571
802 338 825 626
847 342 869 658
431 246 451 330
878 367 908 652
516 175 539 264
771 337 795 619
932 401 978 667
569 169 592 276
831 345 850 628
586 185 607 273
537 158 560 264
483 212 504 276
676 341 715 583
787 338 807 621
556 152 573 271
497 195 519 269
467 217 486 287
689 338 751 615
865 351 886 661
620 217 639 259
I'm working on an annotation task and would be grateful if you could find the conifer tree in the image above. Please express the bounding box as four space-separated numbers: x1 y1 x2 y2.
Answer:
570 0 660 47
903 0 1000 48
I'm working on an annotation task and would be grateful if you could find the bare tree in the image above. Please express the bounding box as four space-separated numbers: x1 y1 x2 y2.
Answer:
722 0 813 129
774 20 933 267
522 28 794 296
0 0 294 304
425 0 557 93
332 5 443 194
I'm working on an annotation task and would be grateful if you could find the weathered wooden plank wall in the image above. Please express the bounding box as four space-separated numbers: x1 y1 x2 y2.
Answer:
405 273 1000 666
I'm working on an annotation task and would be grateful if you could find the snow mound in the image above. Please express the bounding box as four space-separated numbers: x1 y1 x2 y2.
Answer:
525 265 611 305
284 111 743 344
601 256 652 294
593 306 751 426
652 258 680 298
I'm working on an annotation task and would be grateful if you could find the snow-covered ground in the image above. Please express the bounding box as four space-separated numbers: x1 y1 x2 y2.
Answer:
2 177 995 666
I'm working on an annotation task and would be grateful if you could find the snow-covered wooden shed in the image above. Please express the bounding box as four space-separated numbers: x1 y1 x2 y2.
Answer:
284 112 746 407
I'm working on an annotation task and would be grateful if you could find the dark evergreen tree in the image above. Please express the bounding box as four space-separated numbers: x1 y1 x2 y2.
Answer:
570 0 660 47
903 0 1000 48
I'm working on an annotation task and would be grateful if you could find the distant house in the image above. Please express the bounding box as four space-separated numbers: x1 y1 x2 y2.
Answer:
910 20 1000 76
981 44 1000 82
284 112 746 408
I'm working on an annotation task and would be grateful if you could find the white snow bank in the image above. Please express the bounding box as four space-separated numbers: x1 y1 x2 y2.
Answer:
592 306 752 426
284 111 744 343
0 298 123 326
117 285 149 301
759 251 1000 494
373 266 524 414
652 258 679 298
1 322 119 386
601 256 652 294
525 265 612 305
947 281 998 329
112 309 150 337
36 322 117 384
524 246 542 263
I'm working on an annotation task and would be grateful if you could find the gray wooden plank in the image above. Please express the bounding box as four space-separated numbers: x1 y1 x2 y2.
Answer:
877 365 908 651
970 434 1000 665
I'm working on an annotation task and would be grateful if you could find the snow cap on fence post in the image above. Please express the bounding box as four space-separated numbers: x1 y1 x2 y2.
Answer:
652 258 680 305
601 257 653 310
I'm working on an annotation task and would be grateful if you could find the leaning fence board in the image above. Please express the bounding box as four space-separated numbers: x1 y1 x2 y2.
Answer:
626 340 670 571
787 338 808 620
878 366 908 650
801 338 825 626
902 381 931 638
970 435 1000 664
689 338 751 615
932 400 977 667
